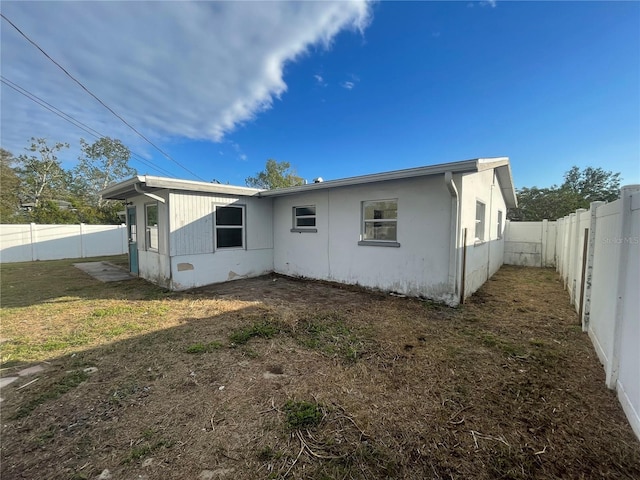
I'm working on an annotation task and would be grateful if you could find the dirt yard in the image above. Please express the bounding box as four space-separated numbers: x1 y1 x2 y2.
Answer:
1 259 638 479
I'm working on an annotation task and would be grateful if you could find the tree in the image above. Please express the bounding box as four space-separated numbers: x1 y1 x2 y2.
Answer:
0 148 22 222
508 166 621 221
15 138 70 206
561 166 621 206
75 137 135 207
245 159 304 189
29 200 79 224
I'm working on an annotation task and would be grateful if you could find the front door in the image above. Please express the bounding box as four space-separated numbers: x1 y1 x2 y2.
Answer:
127 206 139 275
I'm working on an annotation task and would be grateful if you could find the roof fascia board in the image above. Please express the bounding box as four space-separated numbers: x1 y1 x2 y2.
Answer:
100 175 263 200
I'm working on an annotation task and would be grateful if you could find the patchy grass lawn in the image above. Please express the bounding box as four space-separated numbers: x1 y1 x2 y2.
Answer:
1 258 638 479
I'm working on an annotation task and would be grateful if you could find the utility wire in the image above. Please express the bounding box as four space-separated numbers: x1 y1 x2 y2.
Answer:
1 75 177 177
1 13 206 181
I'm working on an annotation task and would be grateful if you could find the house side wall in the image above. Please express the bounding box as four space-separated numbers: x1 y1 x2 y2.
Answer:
459 168 507 298
167 192 273 290
273 176 453 301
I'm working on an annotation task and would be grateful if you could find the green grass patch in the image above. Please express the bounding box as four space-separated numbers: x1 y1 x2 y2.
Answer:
185 341 223 353
480 332 528 357
283 400 323 430
296 312 370 362
229 319 284 345
14 370 89 419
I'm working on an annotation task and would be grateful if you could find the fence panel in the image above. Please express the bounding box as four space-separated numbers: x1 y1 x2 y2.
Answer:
0 224 127 263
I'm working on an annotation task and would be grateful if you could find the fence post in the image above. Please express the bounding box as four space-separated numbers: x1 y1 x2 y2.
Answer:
541 219 548 268
80 223 86 258
582 201 604 331
121 223 127 254
29 223 36 261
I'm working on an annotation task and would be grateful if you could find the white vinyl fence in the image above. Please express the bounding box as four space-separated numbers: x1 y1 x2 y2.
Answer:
503 220 556 267
504 185 640 440
0 223 127 263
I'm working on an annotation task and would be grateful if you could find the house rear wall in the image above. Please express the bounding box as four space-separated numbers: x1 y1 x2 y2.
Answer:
273 175 454 301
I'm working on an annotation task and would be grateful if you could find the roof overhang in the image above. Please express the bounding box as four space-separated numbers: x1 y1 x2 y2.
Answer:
100 175 264 201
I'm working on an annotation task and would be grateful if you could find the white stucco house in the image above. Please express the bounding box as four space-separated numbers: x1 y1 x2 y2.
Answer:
100 157 516 305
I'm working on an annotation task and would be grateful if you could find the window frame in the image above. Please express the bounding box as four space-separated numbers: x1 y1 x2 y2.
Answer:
358 198 400 247
475 200 486 243
291 205 317 233
214 204 246 250
145 202 159 252
497 210 503 239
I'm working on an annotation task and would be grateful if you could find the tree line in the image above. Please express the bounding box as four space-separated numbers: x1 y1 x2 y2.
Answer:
0 138 621 225
1 137 135 224
507 166 621 221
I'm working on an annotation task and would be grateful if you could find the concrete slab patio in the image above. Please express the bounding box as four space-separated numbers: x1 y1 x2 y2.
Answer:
73 261 134 282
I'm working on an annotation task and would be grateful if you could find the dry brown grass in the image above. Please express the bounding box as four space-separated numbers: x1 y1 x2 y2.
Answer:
1 259 638 479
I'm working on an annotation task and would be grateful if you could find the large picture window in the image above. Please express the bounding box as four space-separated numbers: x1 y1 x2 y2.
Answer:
292 205 317 232
215 205 245 249
145 203 158 251
361 199 398 244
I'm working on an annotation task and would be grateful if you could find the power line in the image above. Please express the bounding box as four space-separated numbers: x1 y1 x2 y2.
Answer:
1 12 206 181
1 75 177 177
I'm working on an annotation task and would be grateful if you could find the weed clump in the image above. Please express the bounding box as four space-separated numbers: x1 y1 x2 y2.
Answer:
283 400 323 430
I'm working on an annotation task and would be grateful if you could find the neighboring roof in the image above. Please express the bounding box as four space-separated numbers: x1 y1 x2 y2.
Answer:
100 157 517 208
100 175 263 200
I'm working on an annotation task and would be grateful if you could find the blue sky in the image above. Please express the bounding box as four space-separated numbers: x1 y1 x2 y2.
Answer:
1 1 638 190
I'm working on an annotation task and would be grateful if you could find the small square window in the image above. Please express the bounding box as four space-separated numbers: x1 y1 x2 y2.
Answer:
361 199 398 242
292 205 317 232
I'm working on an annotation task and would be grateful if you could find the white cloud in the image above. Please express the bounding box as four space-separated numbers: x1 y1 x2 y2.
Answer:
0 1 372 165
341 81 355 90
481 1 497 8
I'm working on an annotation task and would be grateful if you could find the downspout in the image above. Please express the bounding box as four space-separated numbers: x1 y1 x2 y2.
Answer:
486 171 496 279
445 172 460 305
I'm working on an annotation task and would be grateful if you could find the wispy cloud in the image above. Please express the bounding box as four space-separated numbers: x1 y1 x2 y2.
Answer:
341 81 355 90
314 74 327 87
0 1 372 164
481 1 498 8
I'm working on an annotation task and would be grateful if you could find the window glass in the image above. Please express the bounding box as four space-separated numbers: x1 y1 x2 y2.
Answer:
362 200 397 242
295 206 315 217
216 228 243 248
475 201 486 242
146 203 158 250
296 217 316 227
216 206 243 226
293 205 316 230
215 206 244 248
